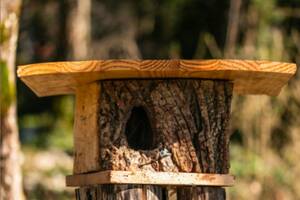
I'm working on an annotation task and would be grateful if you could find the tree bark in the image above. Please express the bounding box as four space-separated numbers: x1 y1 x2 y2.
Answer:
75 185 163 200
75 79 233 200
0 0 25 199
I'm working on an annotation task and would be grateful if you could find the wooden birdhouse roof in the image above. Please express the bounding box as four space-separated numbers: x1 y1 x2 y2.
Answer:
17 59 297 97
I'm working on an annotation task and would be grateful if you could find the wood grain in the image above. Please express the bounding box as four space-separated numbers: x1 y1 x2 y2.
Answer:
17 59 297 96
66 170 235 187
73 83 101 174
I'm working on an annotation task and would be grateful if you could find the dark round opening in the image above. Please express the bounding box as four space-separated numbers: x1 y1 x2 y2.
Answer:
125 106 154 150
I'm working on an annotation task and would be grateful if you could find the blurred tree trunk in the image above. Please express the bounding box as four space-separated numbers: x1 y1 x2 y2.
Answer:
225 0 241 58
89 1 141 59
242 4 258 58
68 0 91 60
0 0 25 200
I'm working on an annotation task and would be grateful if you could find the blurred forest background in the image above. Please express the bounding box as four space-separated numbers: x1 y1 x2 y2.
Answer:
1 0 300 199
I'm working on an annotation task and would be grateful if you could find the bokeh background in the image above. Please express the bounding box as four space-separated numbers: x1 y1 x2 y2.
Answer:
11 0 300 199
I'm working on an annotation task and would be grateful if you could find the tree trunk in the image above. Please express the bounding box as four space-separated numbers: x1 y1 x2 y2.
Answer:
75 79 233 200
75 185 163 200
68 0 91 60
224 0 242 58
0 0 25 199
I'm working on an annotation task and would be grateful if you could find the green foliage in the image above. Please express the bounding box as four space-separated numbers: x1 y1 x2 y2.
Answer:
0 60 15 114
229 144 294 198
253 0 278 23
20 113 55 149
230 145 265 178
26 184 72 200
0 22 10 44
20 97 74 151
48 96 74 151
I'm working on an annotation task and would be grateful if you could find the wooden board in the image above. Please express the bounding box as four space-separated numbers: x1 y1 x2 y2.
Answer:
66 170 235 187
17 59 297 96
73 83 101 174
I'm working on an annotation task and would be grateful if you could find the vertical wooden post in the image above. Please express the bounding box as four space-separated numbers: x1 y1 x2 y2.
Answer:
73 83 101 174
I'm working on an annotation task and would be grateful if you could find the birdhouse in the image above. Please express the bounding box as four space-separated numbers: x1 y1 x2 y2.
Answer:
18 59 296 200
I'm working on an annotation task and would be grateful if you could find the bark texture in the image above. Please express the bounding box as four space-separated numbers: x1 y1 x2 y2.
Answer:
75 185 163 200
177 186 225 200
75 79 233 200
0 0 24 199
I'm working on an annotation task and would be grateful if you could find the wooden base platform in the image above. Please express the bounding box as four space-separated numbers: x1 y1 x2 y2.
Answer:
66 170 235 187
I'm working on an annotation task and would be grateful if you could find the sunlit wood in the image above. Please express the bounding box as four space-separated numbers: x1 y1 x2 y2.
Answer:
18 59 296 96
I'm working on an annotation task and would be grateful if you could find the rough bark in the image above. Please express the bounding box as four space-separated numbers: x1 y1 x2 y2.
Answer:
99 80 199 173
0 0 25 199
75 185 163 200
75 79 233 200
177 186 225 200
